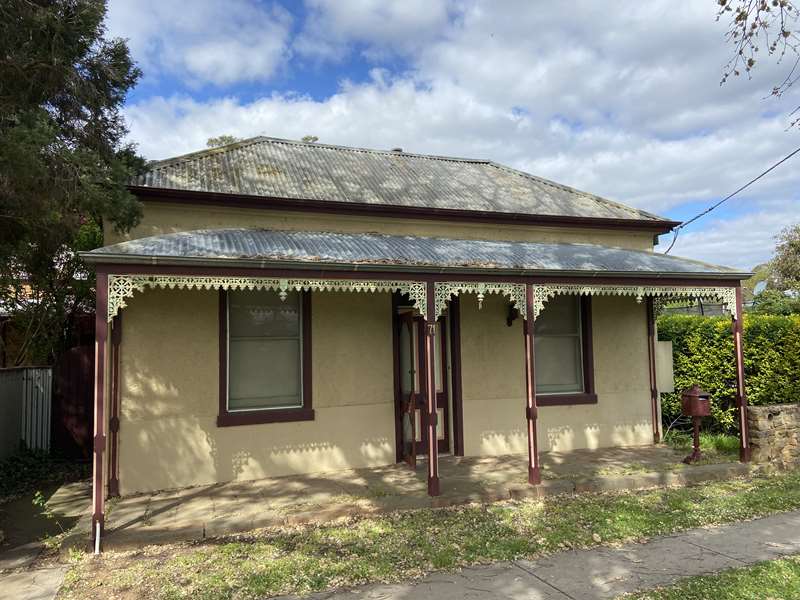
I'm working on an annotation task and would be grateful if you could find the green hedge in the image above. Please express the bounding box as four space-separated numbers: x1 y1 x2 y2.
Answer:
657 314 800 432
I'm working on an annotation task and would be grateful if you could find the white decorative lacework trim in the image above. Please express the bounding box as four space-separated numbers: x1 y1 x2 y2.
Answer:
107 275 427 321
434 282 526 319
529 284 738 320
106 276 736 323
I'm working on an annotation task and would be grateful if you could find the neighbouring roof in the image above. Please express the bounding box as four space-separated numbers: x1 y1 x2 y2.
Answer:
132 136 675 226
83 228 747 279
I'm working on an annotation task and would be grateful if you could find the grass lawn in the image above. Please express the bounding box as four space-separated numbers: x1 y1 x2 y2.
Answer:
625 555 800 599
60 469 800 600
663 431 740 463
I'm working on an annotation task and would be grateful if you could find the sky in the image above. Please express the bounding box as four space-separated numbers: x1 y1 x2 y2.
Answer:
106 0 800 270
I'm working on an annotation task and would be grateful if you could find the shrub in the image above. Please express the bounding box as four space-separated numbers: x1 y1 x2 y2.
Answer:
657 314 800 433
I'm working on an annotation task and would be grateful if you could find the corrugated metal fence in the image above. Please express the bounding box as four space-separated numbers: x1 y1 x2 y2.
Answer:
0 367 52 459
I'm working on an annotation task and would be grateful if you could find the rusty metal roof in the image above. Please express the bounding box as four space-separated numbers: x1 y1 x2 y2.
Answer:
132 136 670 223
84 228 745 278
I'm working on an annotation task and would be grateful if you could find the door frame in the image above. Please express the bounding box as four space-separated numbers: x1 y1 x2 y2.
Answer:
393 293 463 462
415 313 448 455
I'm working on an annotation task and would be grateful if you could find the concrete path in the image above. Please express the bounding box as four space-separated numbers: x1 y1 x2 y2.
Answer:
0 481 91 600
278 510 800 599
103 448 749 550
0 566 69 600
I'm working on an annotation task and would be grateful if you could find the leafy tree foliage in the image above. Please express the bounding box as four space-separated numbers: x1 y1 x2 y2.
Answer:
742 262 772 302
751 289 800 314
718 0 800 127
772 223 800 290
0 0 143 365
206 135 242 148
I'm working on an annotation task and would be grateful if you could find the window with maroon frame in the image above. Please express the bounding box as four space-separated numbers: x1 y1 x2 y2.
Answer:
534 295 596 406
218 289 313 426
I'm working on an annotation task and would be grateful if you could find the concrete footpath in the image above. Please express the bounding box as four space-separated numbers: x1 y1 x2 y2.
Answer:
279 510 800 600
0 481 91 600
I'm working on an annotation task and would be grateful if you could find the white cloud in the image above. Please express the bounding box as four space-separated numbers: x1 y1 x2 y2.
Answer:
294 0 453 61
107 0 292 86
120 0 800 269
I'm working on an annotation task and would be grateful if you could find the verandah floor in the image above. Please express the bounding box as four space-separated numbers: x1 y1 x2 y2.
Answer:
100 445 745 550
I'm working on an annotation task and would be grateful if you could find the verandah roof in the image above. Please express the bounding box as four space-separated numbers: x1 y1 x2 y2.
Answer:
82 228 747 279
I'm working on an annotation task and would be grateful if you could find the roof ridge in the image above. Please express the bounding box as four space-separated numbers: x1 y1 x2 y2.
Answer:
254 136 492 163
145 136 268 170
486 162 666 222
148 135 492 168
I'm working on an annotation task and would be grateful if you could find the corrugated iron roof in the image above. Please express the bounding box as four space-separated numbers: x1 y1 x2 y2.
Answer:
84 228 744 278
132 136 669 223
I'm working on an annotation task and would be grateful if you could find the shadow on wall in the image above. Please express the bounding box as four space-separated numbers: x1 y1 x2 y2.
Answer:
116 287 398 495
121 407 395 494
122 355 181 421
474 418 653 456
546 422 652 452
478 429 527 455
119 353 395 493
476 420 653 456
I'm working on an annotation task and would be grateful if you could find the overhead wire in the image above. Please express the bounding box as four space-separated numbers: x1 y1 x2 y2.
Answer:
663 145 800 254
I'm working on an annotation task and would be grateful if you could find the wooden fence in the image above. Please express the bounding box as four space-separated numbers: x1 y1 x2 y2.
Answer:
52 345 94 459
0 367 53 459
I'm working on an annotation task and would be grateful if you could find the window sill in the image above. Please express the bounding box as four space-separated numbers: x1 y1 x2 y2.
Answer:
537 393 598 406
217 407 315 427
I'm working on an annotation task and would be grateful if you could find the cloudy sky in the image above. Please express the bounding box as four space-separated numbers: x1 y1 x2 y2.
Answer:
106 0 800 269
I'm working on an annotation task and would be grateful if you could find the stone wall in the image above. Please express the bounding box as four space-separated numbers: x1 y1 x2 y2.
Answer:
748 404 800 465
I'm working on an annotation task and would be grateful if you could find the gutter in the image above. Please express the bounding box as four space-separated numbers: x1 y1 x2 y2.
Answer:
78 252 752 281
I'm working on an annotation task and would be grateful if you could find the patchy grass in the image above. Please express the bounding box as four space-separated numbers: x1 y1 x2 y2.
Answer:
625 555 800 599
663 431 739 463
58 469 800 600
0 450 89 504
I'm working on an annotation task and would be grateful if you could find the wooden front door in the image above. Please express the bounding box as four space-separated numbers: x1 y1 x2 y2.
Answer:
395 308 450 462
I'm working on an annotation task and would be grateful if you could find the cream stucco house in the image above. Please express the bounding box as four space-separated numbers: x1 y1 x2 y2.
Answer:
81 136 752 544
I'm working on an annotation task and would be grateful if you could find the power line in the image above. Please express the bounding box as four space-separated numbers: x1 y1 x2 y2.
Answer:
663 144 800 254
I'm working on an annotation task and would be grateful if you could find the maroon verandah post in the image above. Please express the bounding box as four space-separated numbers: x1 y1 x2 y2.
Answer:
646 298 661 443
107 314 122 498
424 285 440 496
523 284 541 485
732 286 751 462
92 271 108 548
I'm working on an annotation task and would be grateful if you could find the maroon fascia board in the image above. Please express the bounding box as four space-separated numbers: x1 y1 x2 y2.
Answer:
128 185 682 234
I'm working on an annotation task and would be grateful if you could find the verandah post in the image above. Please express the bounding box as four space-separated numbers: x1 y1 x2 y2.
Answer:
424 284 440 496
92 271 108 549
646 297 661 443
107 313 122 498
523 284 541 485
732 286 751 462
